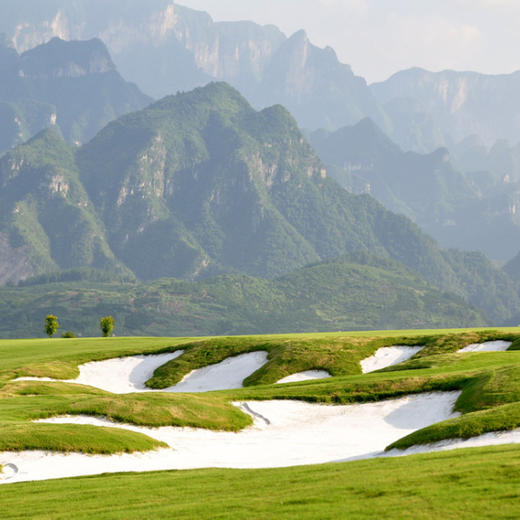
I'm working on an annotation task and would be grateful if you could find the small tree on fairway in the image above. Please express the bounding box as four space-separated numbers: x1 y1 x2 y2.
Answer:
44 315 59 338
100 316 115 337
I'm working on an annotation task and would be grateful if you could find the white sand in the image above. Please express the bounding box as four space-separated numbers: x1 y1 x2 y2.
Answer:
276 370 331 384
16 352 185 394
458 340 512 353
167 352 268 392
0 463 18 482
14 351 269 394
385 429 520 458
360 346 424 373
0 392 460 483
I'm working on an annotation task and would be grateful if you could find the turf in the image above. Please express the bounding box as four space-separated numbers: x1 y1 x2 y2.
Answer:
2 328 520 454
1 445 520 519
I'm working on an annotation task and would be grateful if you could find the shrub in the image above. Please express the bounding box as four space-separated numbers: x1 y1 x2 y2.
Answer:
44 315 59 338
100 316 115 337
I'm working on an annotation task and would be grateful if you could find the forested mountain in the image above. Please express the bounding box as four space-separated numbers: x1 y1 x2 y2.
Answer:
0 35 151 154
0 0 388 132
0 254 486 338
310 118 520 261
0 129 128 283
1 82 519 323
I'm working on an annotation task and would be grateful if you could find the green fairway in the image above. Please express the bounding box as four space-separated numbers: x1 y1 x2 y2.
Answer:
1 445 520 519
2 328 520 517
1 328 520 455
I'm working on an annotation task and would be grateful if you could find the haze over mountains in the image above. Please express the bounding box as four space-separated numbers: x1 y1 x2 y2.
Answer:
1 1 520 335
4 0 520 152
1 82 519 328
0 35 150 154
310 119 520 261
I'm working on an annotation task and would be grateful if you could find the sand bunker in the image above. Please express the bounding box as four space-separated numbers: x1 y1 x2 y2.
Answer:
276 370 331 384
0 392 460 483
15 351 269 394
167 352 268 392
458 340 512 353
360 346 424 373
386 429 520 458
16 352 185 394
0 463 18 482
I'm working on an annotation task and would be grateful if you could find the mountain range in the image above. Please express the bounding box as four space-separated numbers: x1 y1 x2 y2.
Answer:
0 0 388 133
310 118 520 262
3 0 520 155
1 81 519 325
1 2 520 334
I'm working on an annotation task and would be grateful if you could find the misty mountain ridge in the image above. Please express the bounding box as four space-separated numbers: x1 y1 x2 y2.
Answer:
311 117 520 262
3 1 520 153
0 35 151 154
372 67 520 152
0 0 389 132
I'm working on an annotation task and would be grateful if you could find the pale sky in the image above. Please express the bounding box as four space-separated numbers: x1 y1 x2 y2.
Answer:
176 0 520 83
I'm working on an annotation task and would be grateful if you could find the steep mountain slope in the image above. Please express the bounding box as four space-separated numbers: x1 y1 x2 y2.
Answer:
310 118 520 261
372 67 520 151
0 129 127 283
254 30 388 130
0 254 486 338
75 82 457 288
0 0 386 132
0 36 151 154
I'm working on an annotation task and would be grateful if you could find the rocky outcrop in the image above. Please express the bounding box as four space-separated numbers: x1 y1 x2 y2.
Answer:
0 233 35 284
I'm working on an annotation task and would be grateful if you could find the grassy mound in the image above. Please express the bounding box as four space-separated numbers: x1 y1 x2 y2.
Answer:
2 328 520 455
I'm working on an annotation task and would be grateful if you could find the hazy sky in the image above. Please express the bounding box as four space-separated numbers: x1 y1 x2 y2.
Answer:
177 0 520 83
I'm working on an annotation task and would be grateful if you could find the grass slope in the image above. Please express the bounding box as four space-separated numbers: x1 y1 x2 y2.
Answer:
1 446 520 519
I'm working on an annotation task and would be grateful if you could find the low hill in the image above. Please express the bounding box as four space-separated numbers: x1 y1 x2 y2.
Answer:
0 254 486 338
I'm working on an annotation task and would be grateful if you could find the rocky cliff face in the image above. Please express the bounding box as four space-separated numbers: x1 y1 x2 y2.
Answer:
0 0 386 132
0 129 126 280
372 67 520 150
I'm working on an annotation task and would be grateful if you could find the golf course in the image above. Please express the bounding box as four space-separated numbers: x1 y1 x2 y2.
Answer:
1 328 520 518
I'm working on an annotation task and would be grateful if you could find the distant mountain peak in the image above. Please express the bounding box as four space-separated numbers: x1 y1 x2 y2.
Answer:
20 37 115 79
289 29 308 41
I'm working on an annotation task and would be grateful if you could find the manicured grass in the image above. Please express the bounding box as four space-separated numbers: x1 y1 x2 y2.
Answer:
0 337 191 384
146 329 518 388
0 423 165 454
1 445 520 519
2 328 520 454
0 381 251 453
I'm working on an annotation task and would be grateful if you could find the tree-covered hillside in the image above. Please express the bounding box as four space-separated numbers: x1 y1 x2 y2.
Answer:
0 254 486 338
1 82 518 323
